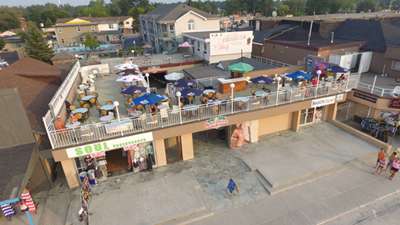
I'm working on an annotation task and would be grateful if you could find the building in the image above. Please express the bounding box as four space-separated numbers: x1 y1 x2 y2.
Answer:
182 30 253 63
0 89 51 201
252 24 366 66
54 16 134 47
334 19 400 79
40 56 358 189
0 31 25 53
139 3 220 53
0 57 62 136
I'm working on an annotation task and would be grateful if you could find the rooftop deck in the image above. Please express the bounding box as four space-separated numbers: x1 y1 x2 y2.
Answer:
45 66 360 149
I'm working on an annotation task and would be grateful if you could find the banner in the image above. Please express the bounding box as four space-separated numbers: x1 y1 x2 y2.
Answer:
206 115 228 129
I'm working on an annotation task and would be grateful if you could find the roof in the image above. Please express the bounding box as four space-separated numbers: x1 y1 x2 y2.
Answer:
55 16 132 26
254 11 400 23
0 51 20 65
334 19 386 52
144 3 219 22
51 52 75 61
0 89 35 148
184 31 213 39
0 89 35 200
0 57 62 132
381 20 400 47
268 25 363 50
253 24 297 43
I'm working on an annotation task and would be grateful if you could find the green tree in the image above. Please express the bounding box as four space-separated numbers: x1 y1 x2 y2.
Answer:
0 8 21 32
80 0 109 17
83 33 100 50
356 0 377 12
277 4 290 16
0 39 5 51
391 0 400 10
20 23 54 63
284 0 306 16
25 4 70 27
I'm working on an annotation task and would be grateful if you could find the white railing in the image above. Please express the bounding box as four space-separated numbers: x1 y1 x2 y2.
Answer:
48 61 81 116
252 56 291 67
357 81 393 97
46 76 359 149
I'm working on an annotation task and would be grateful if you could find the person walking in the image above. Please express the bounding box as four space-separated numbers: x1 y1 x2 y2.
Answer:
389 158 400 180
375 148 386 175
386 152 397 172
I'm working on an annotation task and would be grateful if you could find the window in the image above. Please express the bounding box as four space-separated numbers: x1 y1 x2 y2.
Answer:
203 42 207 54
77 26 80 32
247 38 251 45
109 24 114 29
188 20 195 30
125 21 130 25
392 61 400 71
61 38 65 44
197 41 200 51
170 24 174 31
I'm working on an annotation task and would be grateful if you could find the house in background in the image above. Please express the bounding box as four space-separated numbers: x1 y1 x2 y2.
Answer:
139 3 220 53
54 16 134 47
183 30 253 63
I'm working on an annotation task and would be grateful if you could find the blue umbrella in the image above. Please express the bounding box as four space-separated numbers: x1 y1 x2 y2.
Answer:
175 79 194 88
121 85 146 95
181 87 203 96
250 76 274 84
132 93 167 105
286 71 312 81
329 65 348 73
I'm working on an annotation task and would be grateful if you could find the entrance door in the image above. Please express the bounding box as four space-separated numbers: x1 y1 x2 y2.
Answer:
300 107 324 126
105 149 129 176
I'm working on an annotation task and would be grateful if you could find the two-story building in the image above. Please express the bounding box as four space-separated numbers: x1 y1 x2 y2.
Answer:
54 16 134 47
139 3 220 53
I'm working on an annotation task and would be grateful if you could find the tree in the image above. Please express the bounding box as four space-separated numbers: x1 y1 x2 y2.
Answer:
284 0 306 16
391 0 400 10
0 8 21 32
0 39 5 51
80 0 109 17
83 33 100 50
25 4 70 27
356 0 377 12
20 23 54 63
277 4 290 16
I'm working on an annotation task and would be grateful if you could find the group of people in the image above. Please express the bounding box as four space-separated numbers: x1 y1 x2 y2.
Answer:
375 148 400 180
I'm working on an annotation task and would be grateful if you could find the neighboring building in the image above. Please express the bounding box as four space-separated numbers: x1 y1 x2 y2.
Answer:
54 16 134 47
0 31 25 52
253 25 364 66
139 3 220 53
0 57 62 135
334 19 400 79
0 89 51 200
183 30 253 63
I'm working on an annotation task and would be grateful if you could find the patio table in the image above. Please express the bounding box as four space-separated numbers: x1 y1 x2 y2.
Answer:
100 115 114 122
81 95 96 101
100 104 115 111
66 121 81 129
72 108 88 114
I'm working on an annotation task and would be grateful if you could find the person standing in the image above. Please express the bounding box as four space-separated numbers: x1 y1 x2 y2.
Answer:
389 158 400 180
386 152 397 172
375 148 386 175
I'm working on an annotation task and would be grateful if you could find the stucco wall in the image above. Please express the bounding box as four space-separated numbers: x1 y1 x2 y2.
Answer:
174 12 220 36
55 25 97 46
258 113 293 136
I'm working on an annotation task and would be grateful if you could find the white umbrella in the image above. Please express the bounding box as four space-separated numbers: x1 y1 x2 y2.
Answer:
114 63 138 70
179 41 192 48
164 72 184 81
116 74 144 83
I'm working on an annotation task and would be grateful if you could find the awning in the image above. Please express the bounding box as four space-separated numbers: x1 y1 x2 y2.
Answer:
228 62 254 73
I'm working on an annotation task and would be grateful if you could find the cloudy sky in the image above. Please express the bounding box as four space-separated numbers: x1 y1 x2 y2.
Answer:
0 0 180 6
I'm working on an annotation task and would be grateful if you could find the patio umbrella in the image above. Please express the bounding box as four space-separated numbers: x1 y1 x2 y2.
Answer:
143 44 152 49
228 62 254 73
121 85 146 95
178 41 192 48
250 76 274 84
116 74 144 83
132 93 167 105
329 65 348 73
115 63 138 70
165 72 184 81
175 79 194 88
181 87 203 97
285 71 312 81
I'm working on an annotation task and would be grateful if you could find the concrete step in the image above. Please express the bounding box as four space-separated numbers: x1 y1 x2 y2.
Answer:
255 152 377 196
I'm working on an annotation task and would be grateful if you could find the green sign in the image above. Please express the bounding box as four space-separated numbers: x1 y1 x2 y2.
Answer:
66 132 153 158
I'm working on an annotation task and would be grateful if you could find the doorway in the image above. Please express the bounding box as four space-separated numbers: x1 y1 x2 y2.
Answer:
105 149 129 176
300 107 325 126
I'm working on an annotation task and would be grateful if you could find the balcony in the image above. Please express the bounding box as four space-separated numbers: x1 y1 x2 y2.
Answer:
44 74 359 149
356 73 399 97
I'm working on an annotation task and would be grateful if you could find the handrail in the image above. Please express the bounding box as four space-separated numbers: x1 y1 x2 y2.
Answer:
46 76 359 149
357 81 393 97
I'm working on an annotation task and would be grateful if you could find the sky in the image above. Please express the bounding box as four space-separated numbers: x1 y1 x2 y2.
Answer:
0 0 181 7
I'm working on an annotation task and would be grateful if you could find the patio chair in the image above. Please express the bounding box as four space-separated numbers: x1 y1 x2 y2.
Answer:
392 86 400 97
